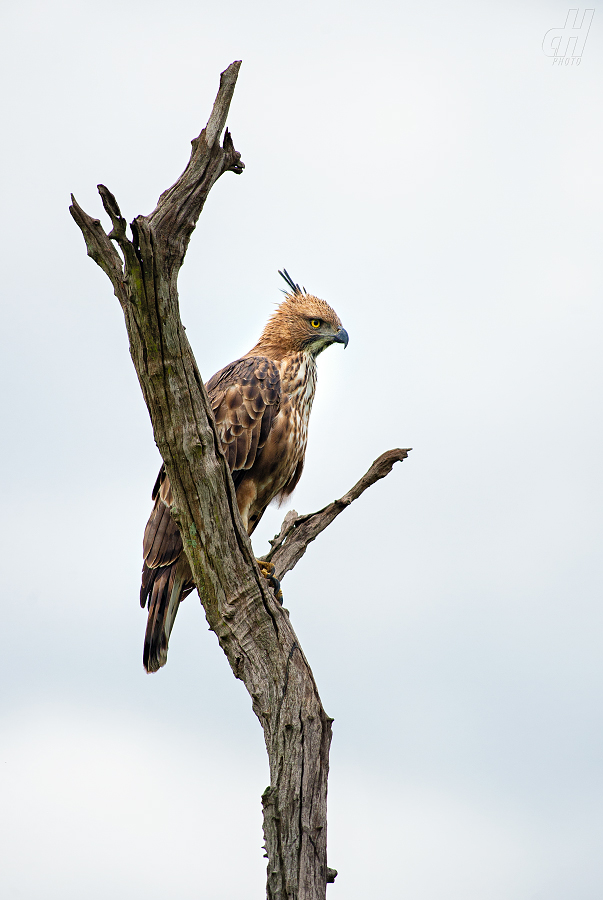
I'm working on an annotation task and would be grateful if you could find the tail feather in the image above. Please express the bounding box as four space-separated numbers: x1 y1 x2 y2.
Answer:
142 556 194 673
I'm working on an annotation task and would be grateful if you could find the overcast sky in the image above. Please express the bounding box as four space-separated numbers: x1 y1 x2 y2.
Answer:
1 1 602 898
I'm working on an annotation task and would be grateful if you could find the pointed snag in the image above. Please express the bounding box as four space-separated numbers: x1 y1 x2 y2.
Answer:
98 184 127 240
203 60 242 149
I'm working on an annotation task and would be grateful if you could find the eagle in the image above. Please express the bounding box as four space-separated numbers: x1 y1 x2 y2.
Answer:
140 270 349 673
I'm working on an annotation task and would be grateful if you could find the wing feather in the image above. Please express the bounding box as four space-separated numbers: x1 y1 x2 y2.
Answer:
207 356 281 474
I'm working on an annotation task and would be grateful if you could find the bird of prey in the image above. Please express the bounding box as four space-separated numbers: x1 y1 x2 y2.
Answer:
140 270 349 672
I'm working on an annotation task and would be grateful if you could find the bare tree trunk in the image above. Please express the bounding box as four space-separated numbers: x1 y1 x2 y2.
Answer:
70 62 409 899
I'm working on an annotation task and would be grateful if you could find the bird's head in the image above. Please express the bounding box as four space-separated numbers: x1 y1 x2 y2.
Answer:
252 269 349 359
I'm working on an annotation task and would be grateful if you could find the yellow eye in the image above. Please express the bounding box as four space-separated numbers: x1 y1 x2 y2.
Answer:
310 319 321 328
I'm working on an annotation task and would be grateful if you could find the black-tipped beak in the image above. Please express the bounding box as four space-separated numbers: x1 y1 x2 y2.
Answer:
333 327 349 348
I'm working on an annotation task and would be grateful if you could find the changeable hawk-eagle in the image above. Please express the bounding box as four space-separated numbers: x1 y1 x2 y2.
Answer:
140 270 348 672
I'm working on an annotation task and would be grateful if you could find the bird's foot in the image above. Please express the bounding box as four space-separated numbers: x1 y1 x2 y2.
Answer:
257 559 283 604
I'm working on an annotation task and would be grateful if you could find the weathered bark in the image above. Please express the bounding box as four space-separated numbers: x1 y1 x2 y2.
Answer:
70 62 409 899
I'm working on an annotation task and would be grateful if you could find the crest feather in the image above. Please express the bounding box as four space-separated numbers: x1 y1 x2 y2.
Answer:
278 268 306 297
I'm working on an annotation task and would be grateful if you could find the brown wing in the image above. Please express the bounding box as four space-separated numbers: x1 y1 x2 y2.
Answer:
139 356 281 672
206 356 281 482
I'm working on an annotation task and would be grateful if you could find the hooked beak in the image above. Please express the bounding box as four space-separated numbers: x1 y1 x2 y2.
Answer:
332 327 349 348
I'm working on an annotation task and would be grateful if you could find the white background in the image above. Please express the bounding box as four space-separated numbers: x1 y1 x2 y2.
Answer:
1 1 602 897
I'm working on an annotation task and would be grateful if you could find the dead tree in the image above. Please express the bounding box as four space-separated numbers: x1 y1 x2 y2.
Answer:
70 61 410 900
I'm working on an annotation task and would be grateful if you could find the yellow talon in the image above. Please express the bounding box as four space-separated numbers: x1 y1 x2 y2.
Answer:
256 559 283 604
257 559 275 578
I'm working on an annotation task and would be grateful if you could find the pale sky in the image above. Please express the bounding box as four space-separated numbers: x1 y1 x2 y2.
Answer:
1 1 603 898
